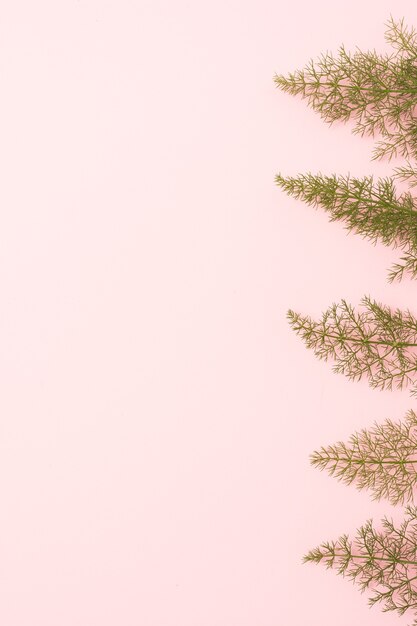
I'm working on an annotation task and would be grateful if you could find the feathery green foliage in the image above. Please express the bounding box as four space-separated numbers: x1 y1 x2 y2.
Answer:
288 296 417 393
311 410 417 505
274 17 417 161
275 172 417 281
305 507 417 623
276 17 417 625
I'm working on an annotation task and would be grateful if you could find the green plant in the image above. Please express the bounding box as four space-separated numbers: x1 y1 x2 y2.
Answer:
275 16 417 282
310 410 417 505
275 17 417 625
274 16 417 162
287 297 417 393
275 172 417 281
305 507 417 622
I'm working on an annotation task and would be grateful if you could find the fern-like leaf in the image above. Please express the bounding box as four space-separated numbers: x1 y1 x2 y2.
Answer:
288 296 417 393
274 17 417 161
305 506 417 623
311 410 417 505
276 171 417 280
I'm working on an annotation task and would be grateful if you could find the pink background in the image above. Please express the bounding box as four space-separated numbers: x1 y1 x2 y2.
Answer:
1 1 417 624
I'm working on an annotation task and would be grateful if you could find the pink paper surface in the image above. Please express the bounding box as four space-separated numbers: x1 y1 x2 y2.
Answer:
1 1 416 624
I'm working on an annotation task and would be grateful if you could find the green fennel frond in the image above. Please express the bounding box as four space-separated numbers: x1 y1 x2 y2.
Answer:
385 16 417 58
274 17 417 161
288 296 417 393
305 507 417 623
275 171 417 281
311 410 417 505
394 161 417 187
